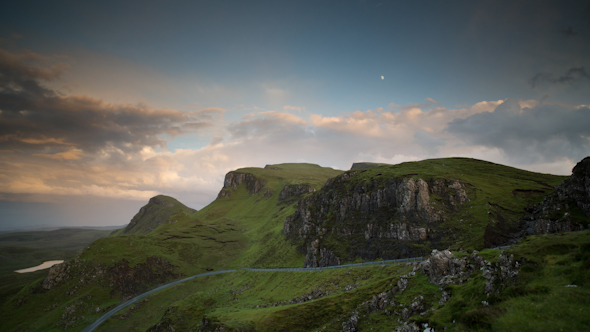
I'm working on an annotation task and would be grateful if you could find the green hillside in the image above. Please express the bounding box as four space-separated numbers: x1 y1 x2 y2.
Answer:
0 228 114 310
1 159 588 331
112 195 197 236
86 231 590 332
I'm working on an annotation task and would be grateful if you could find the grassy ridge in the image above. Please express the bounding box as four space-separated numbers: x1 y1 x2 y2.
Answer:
333 158 566 250
111 195 197 236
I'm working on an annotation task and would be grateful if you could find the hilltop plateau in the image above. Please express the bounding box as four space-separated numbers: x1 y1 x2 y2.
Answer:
1 158 589 331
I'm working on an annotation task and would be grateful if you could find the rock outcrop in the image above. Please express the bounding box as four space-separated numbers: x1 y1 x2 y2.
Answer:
419 249 520 298
217 172 267 198
279 183 316 201
517 156 590 238
42 256 181 300
283 170 470 267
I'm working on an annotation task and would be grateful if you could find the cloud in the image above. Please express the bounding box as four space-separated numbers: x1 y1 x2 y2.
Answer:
529 67 589 87
446 99 590 164
559 26 578 37
0 48 220 156
0 47 224 204
1 45 585 216
283 105 306 112
413 130 445 155
228 111 308 140
33 149 86 160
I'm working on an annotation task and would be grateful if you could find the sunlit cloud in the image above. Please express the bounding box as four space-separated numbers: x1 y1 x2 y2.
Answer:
0 46 587 216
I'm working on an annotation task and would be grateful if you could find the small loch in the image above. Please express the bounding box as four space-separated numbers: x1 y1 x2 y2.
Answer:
14 260 64 273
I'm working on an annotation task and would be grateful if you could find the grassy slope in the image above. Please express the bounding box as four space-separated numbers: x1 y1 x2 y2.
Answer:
95 230 590 332
2 159 586 331
111 195 197 236
0 163 342 331
335 157 566 251
0 228 114 306
430 230 590 331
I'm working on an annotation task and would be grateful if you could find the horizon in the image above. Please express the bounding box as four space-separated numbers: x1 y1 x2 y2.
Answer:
1 0 589 229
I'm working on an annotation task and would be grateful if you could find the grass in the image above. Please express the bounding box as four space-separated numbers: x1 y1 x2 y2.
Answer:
429 230 590 331
111 195 197 236
1 159 587 331
0 228 113 306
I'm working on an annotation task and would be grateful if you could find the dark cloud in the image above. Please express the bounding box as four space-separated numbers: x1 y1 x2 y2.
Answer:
529 67 589 87
446 99 590 163
559 26 578 37
0 48 211 156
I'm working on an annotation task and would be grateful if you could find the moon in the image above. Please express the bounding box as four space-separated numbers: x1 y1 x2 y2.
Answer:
381 76 384 80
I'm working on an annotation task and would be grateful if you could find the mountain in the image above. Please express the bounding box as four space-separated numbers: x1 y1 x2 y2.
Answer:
1 158 588 332
112 195 197 235
285 158 567 267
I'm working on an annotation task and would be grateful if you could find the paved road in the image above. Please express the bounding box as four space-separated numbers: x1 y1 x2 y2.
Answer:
81 257 424 332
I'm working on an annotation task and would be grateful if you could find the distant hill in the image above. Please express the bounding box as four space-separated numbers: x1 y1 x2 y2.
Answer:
114 195 197 235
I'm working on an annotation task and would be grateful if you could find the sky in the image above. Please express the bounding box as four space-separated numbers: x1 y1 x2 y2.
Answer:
1 0 589 229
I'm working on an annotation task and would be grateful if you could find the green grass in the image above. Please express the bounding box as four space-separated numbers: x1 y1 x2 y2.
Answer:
430 230 590 331
0 228 114 306
1 159 587 331
114 194 197 235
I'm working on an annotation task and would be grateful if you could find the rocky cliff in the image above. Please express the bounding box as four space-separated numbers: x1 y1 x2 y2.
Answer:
520 157 590 234
217 171 268 198
279 183 316 202
283 170 471 267
123 195 196 235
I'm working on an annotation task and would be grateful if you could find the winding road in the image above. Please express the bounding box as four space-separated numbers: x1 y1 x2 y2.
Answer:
81 256 424 332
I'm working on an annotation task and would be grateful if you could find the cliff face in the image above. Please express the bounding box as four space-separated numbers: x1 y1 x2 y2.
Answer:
217 172 268 198
283 171 471 267
124 195 196 235
519 157 590 236
279 183 316 201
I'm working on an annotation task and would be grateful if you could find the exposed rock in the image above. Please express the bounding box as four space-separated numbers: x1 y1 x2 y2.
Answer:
419 249 470 287
108 256 182 300
304 245 341 268
566 156 590 215
419 248 520 303
261 286 332 308
407 295 424 318
393 322 421 332
367 292 391 311
42 256 181 301
279 183 316 201
483 251 520 297
509 156 590 240
217 172 267 199
397 278 408 292
341 314 359 332
42 258 106 291
284 171 470 266
439 290 450 305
